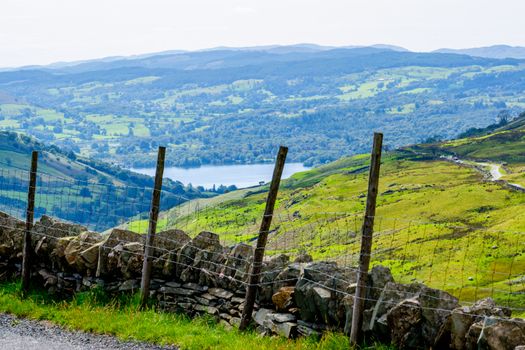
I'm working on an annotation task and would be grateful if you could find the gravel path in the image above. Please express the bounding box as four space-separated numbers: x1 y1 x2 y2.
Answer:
0 314 177 350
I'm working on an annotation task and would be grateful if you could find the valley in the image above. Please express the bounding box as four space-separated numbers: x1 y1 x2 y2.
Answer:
2 46 525 316
2 0 525 347
0 47 524 168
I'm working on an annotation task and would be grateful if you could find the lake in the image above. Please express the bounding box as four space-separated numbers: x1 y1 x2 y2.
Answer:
131 163 310 189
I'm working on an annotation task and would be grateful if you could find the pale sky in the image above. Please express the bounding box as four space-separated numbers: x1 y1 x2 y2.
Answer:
1 0 524 68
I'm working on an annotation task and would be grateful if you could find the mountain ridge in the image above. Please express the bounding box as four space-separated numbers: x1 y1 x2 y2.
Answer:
0 44 409 71
434 44 525 59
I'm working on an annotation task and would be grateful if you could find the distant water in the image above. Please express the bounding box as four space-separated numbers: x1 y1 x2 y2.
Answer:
131 163 310 189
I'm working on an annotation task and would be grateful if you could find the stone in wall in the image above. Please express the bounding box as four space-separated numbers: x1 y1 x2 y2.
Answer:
272 286 295 312
218 243 253 292
1 211 525 348
472 318 525 350
0 212 25 263
63 231 103 275
435 297 512 350
258 254 290 304
96 228 143 278
31 216 89 271
153 229 191 278
176 231 224 286
294 261 358 327
32 216 86 255
364 281 459 349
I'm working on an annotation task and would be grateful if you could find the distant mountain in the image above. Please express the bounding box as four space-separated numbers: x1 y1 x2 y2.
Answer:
0 50 189 72
0 44 409 72
6 46 410 74
5 43 525 72
203 43 409 54
434 45 525 59
200 43 336 54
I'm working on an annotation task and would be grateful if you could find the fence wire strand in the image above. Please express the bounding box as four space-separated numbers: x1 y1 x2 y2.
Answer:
0 160 525 324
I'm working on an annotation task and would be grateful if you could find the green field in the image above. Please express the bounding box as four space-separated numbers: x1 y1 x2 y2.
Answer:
121 117 525 312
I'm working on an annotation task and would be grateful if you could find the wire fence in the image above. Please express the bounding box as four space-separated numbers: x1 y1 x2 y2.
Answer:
0 152 524 342
138 188 525 314
0 160 187 232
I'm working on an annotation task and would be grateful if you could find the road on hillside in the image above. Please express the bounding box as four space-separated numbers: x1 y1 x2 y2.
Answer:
0 314 177 350
476 162 504 181
445 156 525 190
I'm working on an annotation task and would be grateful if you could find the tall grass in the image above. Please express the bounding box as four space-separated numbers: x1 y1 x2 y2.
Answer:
0 281 392 350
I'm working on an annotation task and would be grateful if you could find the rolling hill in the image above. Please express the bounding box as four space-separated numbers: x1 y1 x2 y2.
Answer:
0 131 206 230
127 115 525 311
0 46 524 168
435 45 525 59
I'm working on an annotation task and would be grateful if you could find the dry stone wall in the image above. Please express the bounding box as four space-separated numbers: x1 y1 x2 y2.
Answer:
0 213 524 349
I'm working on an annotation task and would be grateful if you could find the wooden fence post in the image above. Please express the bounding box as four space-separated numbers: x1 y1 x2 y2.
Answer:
350 132 383 345
140 146 166 308
239 146 288 330
21 151 38 294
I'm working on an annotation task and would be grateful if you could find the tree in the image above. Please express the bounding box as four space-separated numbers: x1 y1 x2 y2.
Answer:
497 110 510 125
79 187 92 198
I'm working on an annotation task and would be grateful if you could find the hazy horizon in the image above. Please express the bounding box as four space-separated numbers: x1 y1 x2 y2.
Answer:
1 0 524 68
3 42 524 69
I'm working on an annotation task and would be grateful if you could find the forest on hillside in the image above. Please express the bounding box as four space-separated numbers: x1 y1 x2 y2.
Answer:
0 48 524 167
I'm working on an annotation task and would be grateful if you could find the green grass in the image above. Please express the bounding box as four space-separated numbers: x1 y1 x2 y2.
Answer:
127 217 169 234
0 281 392 350
400 88 431 95
137 152 525 310
0 104 28 116
124 76 160 85
0 119 20 128
414 115 525 164
338 81 388 101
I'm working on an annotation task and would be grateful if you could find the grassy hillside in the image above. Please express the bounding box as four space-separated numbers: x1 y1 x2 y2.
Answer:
406 111 525 187
0 131 207 230
128 125 525 312
406 111 525 162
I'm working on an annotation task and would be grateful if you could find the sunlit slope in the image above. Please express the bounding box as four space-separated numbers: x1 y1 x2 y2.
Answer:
407 111 525 163
127 149 525 308
405 112 525 187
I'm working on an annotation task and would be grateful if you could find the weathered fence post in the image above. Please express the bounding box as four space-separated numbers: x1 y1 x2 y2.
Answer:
239 146 288 330
21 151 38 294
350 132 383 345
140 146 166 308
